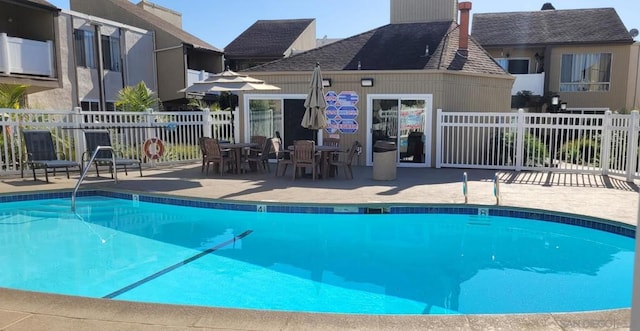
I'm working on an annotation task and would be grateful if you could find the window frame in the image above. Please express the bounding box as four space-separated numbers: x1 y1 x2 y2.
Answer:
559 52 612 92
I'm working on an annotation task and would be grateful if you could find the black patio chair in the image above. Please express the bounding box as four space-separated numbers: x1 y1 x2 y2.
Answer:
83 130 142 178
22 130 80 183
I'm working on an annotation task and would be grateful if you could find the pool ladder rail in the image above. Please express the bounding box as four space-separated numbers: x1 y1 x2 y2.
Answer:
462 171 500 205
71 146 117 212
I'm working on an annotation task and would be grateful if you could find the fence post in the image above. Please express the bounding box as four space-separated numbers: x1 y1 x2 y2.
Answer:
626 111 639 182
514 109 525 171
202 108 212 138
72 107 83 164
435 109 442 168
601 111 613 176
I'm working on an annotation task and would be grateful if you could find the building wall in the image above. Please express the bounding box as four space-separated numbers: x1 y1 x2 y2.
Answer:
547 44 632 112
627 43 640 111
156 47 185 104
391 0 458 24
27 12 75 110
240 70 512 166
287 20 317 55
28 11 156 111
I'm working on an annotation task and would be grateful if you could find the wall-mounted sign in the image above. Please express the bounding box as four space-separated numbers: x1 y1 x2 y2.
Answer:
325 91 359 134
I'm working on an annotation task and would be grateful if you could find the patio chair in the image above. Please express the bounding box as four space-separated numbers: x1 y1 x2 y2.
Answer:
198 137 208 173
245 137 272 173
328 140 362 180
22 130 80 183
202 138 234 175
292 140 319 180
272 137 292 176
83 130 142 178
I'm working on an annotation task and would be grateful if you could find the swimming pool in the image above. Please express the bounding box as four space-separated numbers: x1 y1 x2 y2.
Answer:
0 190 634 315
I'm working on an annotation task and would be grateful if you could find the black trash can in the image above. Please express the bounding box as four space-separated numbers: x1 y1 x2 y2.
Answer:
373 141 397 180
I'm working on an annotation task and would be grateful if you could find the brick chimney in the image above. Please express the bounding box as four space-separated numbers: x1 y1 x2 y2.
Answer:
458 2 472 53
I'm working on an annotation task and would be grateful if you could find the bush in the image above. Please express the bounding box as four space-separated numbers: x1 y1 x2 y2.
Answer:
561 138 600 166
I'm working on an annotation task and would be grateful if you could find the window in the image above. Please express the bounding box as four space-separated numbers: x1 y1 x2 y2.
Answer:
74 29 96 68
101 35 121 72
560 53 611 92
495 58 529 74
248 99 282 138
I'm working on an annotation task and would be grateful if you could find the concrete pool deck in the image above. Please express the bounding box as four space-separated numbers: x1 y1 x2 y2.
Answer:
0 164 637 330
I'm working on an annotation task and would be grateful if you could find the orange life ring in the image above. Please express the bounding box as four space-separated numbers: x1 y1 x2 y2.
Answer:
143 137 165 160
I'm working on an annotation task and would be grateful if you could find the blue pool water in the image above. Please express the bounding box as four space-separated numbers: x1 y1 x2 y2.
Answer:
0 194 634 315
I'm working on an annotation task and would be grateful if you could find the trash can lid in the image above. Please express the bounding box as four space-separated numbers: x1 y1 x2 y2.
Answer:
374 140 397 152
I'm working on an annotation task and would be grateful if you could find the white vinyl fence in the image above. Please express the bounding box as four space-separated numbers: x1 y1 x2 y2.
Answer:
0 108 233 176
436 109 640 181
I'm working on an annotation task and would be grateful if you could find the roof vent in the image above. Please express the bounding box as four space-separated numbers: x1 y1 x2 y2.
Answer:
421 45 430 58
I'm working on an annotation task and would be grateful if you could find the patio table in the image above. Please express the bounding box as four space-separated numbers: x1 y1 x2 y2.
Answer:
220 142 259 174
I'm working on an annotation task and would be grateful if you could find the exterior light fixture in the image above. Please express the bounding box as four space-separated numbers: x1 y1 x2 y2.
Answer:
550 95 560 113
360 78 374 87
322 78 331 88
560 102 567 111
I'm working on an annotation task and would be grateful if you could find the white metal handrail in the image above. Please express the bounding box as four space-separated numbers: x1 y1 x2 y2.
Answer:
462 172 468 203
71 146 117 211
493 172 500 205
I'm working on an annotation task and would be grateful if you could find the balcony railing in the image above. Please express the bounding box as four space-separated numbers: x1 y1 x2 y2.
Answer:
0 33 54 77
511 73 545 96
186 69 214 88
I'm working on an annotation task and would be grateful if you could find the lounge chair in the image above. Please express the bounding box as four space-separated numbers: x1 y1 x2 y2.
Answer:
83 130 142 178
22 130 80 183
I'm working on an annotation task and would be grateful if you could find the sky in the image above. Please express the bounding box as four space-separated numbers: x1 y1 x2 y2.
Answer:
47 0 640 49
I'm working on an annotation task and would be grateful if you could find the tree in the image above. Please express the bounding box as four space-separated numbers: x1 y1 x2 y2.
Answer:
0 84 28 109
115 81 161 112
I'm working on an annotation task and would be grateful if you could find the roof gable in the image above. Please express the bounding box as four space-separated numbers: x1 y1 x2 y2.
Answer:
225 19 314 58
472 8 633 46
246 21 507 76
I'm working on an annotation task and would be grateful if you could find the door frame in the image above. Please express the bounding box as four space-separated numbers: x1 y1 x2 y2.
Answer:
365 94 433 167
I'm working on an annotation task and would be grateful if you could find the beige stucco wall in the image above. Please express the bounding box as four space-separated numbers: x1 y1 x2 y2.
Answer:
27 12 76 110
627 43 640 111
547 44 632 112
240 70 512 166
156 47 186 103
391 0 458 24
286 20 317 56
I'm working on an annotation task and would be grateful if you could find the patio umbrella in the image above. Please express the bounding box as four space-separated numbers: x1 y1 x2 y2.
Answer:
179 68 281 94
179 68 280 142
301 63 327 130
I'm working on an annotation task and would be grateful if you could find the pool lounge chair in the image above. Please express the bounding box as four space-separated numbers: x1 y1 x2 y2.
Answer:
22 130 80 183
83 130 142 178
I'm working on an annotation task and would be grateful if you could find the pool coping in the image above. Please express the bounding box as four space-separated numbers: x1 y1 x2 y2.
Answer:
5 188 635 238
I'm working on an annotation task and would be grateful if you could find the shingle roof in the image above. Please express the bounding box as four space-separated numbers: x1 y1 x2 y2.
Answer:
472 8 633 47
225 19 315 58
23 0 58 10
98 0 221 52
245 21 507 76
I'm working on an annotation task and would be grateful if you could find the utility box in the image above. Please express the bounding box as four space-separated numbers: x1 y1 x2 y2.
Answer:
373 141 397 180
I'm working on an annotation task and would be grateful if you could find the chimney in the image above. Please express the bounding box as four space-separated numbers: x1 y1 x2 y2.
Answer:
458 2 472 53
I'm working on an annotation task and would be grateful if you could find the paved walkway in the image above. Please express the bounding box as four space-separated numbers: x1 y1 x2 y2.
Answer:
0 164 637 330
